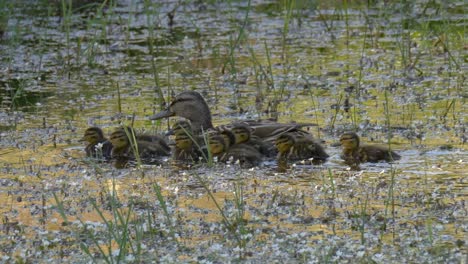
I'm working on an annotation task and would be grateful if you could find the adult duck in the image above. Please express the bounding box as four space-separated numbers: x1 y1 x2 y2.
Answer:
149 91 316 140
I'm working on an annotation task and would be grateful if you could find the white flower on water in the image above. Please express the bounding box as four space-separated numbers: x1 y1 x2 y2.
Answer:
94 142 104 151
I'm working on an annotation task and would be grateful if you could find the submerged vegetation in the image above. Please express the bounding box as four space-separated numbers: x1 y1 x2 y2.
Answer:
0 0 466 262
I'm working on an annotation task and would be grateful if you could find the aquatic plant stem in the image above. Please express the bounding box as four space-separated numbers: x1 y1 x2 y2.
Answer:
152 182 177 240
221 0 251 74
60 0 72 77
143 0 165 110
192 172 243 248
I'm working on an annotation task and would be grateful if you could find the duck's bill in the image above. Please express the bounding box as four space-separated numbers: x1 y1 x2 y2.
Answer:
149 109 174 120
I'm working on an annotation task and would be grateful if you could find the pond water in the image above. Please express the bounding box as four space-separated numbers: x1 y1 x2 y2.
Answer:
0 0 466 262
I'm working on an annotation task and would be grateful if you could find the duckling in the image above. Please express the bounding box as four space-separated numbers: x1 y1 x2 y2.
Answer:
170 119 210 146
339 132 401 169
173 127 202 161
275 132 329 168
171 120 194 136
80 127 113 161
230 124 277 157
206 133 263 167
109 127 171 167
205 134 226 160
220 129 236 148
150 91 316 139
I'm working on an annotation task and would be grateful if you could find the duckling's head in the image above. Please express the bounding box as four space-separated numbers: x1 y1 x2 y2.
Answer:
231 124 252 144
207 134 226 155
339 132 360 150
109 127 136 149
275 133 295 154
81 127 105 144
172 120 193 136
175 133 193 150
220 129 236 148
150 91 213 133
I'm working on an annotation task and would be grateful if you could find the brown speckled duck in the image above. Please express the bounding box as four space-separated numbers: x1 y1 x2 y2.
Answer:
109 127 171 167
150 91 316 140
80 127 113 161
339 132 401 170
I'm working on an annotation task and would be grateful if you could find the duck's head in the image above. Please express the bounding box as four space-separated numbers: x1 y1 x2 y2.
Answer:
150 91 213 133
207 134 226 155
275 133 295 154
109 127 136 149
81 127 105 144
231 124 252 144
339 132 360 150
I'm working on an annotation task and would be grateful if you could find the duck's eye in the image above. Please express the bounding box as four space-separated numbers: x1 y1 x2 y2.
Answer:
171 97 191 106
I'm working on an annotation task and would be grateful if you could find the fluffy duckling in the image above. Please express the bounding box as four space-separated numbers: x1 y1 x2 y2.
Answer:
109 127 170 167
339 132 401 169
172 121 203 162
80 127 113 161
171 120 193 135
220 129 236 148
206 133 263 167
230 124 277 157
275 132 329 168
171 119 208 147
173 133 202 162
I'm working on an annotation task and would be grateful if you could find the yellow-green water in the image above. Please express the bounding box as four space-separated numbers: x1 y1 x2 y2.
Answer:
0 0 466 262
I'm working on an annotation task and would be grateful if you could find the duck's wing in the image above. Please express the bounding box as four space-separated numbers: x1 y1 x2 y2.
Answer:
258 126 313 143
216 120 316 140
